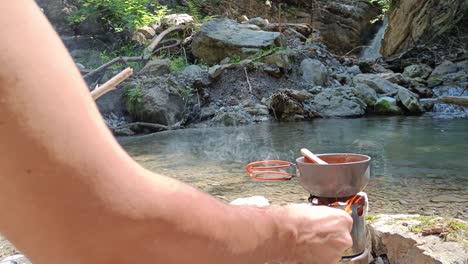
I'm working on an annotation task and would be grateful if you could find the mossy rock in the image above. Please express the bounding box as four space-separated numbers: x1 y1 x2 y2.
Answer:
374 97 404 115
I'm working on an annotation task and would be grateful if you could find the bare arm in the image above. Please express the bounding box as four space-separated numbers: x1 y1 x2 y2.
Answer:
0 2 352 264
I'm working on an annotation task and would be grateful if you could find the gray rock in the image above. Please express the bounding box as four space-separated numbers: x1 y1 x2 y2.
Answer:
244 104 269 116
420 99 437 112
269 89 306 121
379 73 411 86
300 59 329 86
455 60 468 72
181 65 204 80
0 255 31 264
139 59 171 76
353 83 378 107
347 65 362 75
374 97 404 115
403 64 433 79
353 74 399 94
212 111 251 126
70 49 104 69
247 17 269 28
306 87 366 118
134 79 185 126
368 214 468 264
161 14 194 27
191 18 282 65
431 60 459 77
200 106 217 121
263 52 290 72
263 65 282 78
396 87 423 113
208 65 228 79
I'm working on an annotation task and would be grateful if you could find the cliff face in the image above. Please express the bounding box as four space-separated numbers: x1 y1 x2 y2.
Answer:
381 0 468 56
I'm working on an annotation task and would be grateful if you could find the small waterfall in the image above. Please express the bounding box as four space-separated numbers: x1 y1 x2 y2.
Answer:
432 86 468 118
361 18 388 60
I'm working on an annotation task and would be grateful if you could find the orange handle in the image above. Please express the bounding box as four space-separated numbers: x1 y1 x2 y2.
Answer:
246 160 295 181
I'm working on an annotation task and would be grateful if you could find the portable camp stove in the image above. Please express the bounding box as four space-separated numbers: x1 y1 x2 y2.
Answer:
247 153 371 263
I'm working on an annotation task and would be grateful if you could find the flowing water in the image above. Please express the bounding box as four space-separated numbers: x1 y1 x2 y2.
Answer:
120 117 468 218
361 18 388 60
433 86 468 118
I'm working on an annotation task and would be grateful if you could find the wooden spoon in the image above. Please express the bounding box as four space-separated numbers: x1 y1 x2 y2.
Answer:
301 148 328 165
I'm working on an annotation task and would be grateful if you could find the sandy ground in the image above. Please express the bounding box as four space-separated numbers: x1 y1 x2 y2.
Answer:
0 236 18 260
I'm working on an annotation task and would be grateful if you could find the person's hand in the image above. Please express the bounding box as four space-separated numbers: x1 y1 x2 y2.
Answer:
278 204 353 264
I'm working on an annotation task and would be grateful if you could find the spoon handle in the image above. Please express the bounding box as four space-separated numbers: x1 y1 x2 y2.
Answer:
300 149 328 165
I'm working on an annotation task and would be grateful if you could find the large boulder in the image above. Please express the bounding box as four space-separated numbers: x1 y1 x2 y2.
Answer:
300 59 329 86
403 64 433 79
353 83 378 107
191 18 282 65
133 78 185 126
353 74 399 94
306 87 366 117
381 0 468 56
368 214 468 264
396 87 423 114
269 89 310 121
430 60 459 77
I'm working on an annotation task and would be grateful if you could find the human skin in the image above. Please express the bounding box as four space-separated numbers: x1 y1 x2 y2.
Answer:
0 1 353 264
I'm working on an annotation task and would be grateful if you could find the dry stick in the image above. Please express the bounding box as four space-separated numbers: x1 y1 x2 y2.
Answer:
145 25 187 57
114 122 170 131
244 67 252 93
84 56 144 80
91 67 133 100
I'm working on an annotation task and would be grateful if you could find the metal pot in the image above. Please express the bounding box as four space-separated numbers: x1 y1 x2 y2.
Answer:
296 154 371 198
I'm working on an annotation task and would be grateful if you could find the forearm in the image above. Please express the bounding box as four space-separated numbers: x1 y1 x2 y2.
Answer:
0 2 293 263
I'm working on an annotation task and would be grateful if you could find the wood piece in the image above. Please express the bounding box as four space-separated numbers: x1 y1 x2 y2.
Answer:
422 225 449 236
438 96 468 107
84 56 144 80
145 25 187 57
265 23 313 37
91 68 133 100
244 67 252 93
114 122 170 131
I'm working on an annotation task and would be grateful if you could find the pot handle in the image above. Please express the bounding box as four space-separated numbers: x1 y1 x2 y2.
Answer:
246 160 295 181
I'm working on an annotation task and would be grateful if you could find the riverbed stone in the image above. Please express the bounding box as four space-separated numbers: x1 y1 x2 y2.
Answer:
161 13 194 27
353 74 399 94
191 18 282 65
306 87 366 117
248 17 269 28
368 214 468 264
430 194 466 203
403 64 433 79
300 59 329 86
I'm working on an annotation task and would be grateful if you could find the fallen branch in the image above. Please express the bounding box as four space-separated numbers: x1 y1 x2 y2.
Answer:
84 56 144 80
422 225 449 236
438 96 468 107
91 67 133 100
145 24 187 57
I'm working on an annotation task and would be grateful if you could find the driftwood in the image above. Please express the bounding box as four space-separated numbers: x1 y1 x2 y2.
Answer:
114 121 183 132
91 67 133 100
84 25 187 81
422 225 449 236
438 96 468 107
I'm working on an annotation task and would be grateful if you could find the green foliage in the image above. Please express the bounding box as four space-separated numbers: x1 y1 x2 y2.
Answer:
366 215 381 222
124 85 144 117
229 55 242 64
177 86 194 99
369 0 392 13
170 56 188 74
68 0 168 32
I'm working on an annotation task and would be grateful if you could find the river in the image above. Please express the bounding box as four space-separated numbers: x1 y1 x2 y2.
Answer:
120 117 468 218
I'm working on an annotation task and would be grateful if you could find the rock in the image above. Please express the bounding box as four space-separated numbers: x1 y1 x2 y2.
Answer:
396 87 423 114
269 89 306 121
244 104 270 116
354 83 378 107
208 65 228 79
230 196 270 206
263 52 291 72
161 14 194 27
283 28 307 41
132 31 149 45
380 72 411 87
211 110 251 126
70 49 104 69
134 78 185 126
300 59 329 86
374 97 404 115
139 59 171 76
348 65 362 75
353 74 399 94
191 18 282 65
403 64 433 79
137 26 156 39
263 65 282 78
431 60 459 77
181 65 204 80
381 0 467 56
36 0 77 34
200 106 217 121
420 99 437 112
238 15 249 23
306 87 366 118
0 255 31 264
368 214 468 264
430 194 466 203
248 17 269 28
